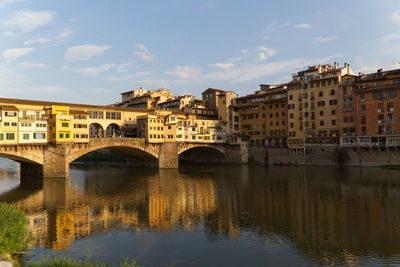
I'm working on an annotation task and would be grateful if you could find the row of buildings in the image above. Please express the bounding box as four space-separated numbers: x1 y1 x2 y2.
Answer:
116 62 400 149
0 61 399 148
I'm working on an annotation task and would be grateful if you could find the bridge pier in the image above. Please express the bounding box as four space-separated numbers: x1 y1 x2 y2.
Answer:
158 142 178 169
43 146 69 178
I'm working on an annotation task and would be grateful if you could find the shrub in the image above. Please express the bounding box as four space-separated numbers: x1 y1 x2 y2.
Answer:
0 203 28 258
28 256 137 267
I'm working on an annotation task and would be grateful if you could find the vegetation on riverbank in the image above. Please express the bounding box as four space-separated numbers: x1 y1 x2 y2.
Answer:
378 165 400 170
28 256 137 267
0 203 28 261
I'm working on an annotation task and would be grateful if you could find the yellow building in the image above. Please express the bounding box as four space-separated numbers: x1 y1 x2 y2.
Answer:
71 109 89 143
232 84 288 147
137 114 165 143
288 63 354 148
120 88 173 110
0 105 19 145
47 105 73 143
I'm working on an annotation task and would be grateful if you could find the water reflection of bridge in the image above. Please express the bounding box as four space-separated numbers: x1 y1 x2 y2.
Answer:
2 166 400 265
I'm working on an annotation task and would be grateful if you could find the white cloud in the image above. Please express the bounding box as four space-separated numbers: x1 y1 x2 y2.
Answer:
214 63 235 69
258 46 277 60
229 56 242 62
206 2 216 8
62 64 115 76
64 44 110 62
2 47 34 61
3 10 55 32
24 38 49 45
312 36 337 45
295 23 311 30
18 62 48 69
166 65 201 79
263 20 290 40
391 12 400 27
0 0 28 9
4 31 14 37
116 62 134 72
103 72 152 82
133 44 155 63
376 33 400 42
57 29 73 40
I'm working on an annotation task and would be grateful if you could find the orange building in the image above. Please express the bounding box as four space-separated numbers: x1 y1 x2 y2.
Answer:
339 68 400 147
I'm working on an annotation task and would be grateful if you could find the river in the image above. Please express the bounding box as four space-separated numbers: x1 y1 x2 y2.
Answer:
1 159 400 266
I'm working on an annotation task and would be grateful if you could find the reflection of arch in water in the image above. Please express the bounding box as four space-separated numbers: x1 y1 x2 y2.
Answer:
90 123 104 138
106 123 121 138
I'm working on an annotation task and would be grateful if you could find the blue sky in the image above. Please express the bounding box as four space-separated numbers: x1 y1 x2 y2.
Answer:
1 0 400 104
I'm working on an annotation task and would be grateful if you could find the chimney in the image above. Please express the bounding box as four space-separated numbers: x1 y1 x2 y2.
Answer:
377 68 383 73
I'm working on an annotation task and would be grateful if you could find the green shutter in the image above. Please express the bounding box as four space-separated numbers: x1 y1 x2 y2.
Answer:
33 133 36 139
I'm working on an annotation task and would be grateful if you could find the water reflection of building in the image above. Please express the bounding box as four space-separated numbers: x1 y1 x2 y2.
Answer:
3 166 400 266
2 170 217 251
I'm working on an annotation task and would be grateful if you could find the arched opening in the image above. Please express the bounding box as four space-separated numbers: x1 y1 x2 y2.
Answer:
71 146 159 168
90 123 104 138
106 123 121 138
179 147 225 164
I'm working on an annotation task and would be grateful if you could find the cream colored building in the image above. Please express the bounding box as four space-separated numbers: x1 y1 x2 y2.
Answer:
0 105 19 145
18 109 48 144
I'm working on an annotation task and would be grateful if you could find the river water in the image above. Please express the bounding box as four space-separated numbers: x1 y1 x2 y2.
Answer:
1 159 400 266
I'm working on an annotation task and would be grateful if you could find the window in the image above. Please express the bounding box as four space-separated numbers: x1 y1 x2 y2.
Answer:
0 134 3 140
317 101 325 107
62 122 69 127
11 122 17 126
4 122 9 126
330 89 335 95
23 133 29 140
329 100 337 105
320 111 324 116
66 133 70 138
6 133 14 140
320 121 324 126
192 136 196 140
331 110 336 115
319 91 323 97
59 133 64 138
373 92 384 99
332 120 336 126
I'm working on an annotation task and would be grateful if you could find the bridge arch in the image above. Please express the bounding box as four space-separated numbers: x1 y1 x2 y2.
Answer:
0 145 44 166
178 143 226 164
178 143 225 155
69 139 159 164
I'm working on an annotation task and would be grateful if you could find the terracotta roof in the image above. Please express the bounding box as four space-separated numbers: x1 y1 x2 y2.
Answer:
202 88 226 93
0 97 148 113
69 109 90 115
0 105 18 111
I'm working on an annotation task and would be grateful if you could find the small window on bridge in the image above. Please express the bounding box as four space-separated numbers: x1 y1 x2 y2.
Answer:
62 122 69 127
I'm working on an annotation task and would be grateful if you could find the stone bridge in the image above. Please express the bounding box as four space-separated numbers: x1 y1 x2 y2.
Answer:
0 138 247 178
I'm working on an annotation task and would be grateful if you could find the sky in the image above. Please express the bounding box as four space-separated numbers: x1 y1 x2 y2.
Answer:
1 0 400 105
